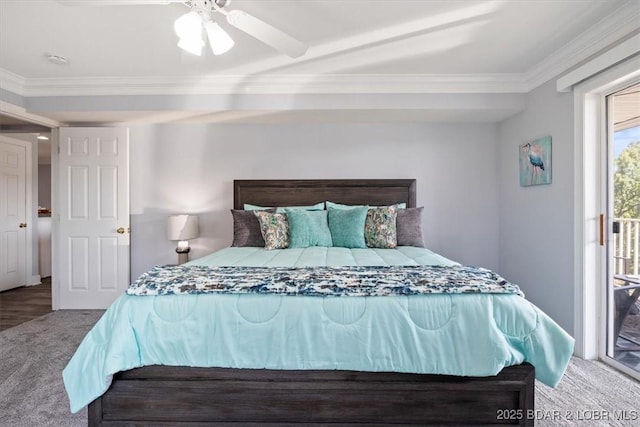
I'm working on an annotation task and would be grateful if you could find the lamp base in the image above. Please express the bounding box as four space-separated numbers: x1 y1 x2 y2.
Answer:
176 247 190 265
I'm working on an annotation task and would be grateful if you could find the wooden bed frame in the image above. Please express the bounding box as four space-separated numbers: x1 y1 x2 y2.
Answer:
88 179 534 426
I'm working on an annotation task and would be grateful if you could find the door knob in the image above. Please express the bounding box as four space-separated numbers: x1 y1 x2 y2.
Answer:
116 227 125 234
19 223 27 228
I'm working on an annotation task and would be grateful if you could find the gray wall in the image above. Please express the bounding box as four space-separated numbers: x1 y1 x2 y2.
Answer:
38 164 51 209
497 80 575 334
129 122 500 279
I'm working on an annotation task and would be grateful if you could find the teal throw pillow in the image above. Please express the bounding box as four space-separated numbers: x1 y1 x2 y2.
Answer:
326 201 367 210
327 206 368 248
244 202 324 212
326 201 406 209
244 204 271 211
284 209 333 248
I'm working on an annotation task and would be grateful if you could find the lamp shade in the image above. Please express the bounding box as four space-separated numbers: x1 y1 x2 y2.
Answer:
167 215 199 241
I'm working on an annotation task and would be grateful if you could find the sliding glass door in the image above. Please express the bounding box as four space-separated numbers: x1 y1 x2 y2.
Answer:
605 82 640 378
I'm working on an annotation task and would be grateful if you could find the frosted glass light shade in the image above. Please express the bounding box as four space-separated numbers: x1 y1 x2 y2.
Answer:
205 21 234 55
167 215 199 241
175 11 204 56
174 10 233 57
174 11 201 39
177 36 204 56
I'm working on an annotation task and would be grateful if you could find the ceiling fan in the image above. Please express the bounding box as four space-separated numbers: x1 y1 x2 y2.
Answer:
57 0 308 58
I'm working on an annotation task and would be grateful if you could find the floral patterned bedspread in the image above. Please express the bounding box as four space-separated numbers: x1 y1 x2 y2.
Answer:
126 265 524 297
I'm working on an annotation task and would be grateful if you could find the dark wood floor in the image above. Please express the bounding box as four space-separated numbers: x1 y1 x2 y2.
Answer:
0 277 52 331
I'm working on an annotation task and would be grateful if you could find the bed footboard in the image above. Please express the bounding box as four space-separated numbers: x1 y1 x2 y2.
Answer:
88 364 534 426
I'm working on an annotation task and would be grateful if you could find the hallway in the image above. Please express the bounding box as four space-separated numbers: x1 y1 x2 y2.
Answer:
0 278 51 331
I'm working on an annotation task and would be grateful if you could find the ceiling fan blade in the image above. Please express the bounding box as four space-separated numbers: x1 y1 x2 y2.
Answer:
56 1 184 6
225 9 307 58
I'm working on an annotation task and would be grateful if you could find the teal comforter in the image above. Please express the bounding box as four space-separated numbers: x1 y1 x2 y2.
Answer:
63 246 574 413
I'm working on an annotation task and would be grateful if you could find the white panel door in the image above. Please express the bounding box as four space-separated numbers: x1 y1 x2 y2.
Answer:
58 127 129 309
0 141 27 291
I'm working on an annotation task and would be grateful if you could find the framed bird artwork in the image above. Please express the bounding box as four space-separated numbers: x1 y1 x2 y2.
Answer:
520 135 552 186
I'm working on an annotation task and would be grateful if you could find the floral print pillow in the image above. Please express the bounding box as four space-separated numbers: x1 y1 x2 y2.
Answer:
254 211 290 250
364 205 398 249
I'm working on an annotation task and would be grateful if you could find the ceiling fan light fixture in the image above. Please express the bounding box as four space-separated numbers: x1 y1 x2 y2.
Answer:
177 36 204 56
170 0 305 58
205 21 234 55
174 10 202 39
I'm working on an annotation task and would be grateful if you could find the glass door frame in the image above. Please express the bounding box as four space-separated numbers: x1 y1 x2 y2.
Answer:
599 78 640 381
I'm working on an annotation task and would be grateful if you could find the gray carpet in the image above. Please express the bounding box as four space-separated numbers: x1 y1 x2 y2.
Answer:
1 311 639 427
0 310 103 427
535 358 640 427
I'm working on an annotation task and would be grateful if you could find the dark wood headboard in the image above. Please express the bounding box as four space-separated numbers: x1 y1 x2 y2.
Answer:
234 179 416 210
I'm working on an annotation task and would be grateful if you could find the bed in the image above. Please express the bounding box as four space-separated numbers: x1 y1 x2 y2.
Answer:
64 179 574 426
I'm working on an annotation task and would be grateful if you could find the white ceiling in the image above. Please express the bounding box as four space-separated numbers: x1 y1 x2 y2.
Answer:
0 0 638 125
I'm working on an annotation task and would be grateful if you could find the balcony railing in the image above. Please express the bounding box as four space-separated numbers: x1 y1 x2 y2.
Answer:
613 218 640 275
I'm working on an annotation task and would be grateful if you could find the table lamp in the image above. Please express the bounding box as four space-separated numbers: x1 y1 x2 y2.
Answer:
167 214 199 264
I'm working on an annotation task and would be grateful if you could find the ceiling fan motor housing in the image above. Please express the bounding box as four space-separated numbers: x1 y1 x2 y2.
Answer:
191 0 229 12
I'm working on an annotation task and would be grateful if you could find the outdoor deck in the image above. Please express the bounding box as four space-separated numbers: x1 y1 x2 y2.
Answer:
616 309 640 371
613 218 640 373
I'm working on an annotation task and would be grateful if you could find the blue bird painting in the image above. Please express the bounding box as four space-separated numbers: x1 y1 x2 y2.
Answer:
520 136 551 186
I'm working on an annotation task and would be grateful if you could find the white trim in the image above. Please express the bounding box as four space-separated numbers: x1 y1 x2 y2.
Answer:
557 34 640 92
573 90 600 358
0 100 62 128
25 139 33 292
51 129 59 311
527 0 640 91
603 93 615 359
0 69 26 96
8 73 529 97
573 58 640 359
27 274 42 286
600 355 640 381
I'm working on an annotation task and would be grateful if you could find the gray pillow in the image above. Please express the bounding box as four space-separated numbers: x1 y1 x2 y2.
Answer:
230 209 275 247
396 207 425 247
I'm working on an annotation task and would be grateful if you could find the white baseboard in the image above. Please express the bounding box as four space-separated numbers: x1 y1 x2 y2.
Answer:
26 274 42 286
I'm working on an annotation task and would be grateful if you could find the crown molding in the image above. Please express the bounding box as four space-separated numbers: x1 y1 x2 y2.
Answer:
4 73 528 97
556 34 640 92
0 101 62 128
525 0 640 90
0 69 26 96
